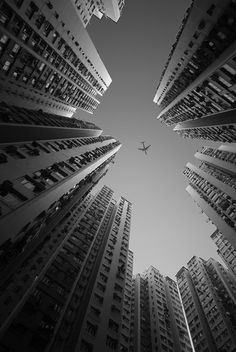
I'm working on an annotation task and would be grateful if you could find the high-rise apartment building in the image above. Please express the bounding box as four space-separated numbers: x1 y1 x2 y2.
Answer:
0 102 121 259
211 229 236 277
120 249 133 351
0 100 121 329
0 100 103 144
72 0 125 28
153 0 236 142
183 144 236 248
0 0 112 117
177 256 236 352
72 199 132 352
129 266 192 352
0 185 133 352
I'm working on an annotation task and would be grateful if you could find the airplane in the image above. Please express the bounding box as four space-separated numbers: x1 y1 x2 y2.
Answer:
138 141 151 155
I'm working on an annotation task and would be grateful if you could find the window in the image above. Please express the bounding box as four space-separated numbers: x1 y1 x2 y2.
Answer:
94 293 103 306
109 319 119 332
100 273 108 283
102 264 110 273
90 306 100 317
111 305 121 315
218 76 231 88
86 321 97 336
198 20 206 30
0 3 12 25
97 282 105 293
113 293 122 303
208 81 221 93
4 145 25 159
188 41 194 48
12 43 20 54
0 34 8 45
19 176 35 191
25 1 39 19
114 283 123 293
0 181 27 207
223 63 236 75
56 285 65 296
106 336 118 350
14 0 24 8
2 60 11 71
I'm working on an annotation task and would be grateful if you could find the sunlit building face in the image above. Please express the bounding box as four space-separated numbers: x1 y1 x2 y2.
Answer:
184 144 236 248
153 0 236 142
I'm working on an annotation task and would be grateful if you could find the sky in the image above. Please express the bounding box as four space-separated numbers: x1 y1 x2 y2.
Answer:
77 0 223 278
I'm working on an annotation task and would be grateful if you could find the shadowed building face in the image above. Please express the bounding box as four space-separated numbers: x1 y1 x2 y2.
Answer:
0 185 133 352
0 0 113 116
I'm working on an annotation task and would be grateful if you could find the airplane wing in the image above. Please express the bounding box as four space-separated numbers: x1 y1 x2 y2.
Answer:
138 148 144 151
144 145 151 155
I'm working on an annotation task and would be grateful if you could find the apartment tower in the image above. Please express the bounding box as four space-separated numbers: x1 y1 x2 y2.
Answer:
0 0 113 117
129 266 192 352
0 100 121 252
154 0 236 142
0 100 122 350
0 184 133 352
183 144 236 248
72 0 125 27
177 256 236 351
211 229 236 277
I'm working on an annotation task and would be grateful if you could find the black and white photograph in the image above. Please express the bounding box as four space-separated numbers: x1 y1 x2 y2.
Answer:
0 0 236 351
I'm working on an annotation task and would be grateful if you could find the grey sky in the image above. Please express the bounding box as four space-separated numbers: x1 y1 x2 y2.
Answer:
78 0 222 278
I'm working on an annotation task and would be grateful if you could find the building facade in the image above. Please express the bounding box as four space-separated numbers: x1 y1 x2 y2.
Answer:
129 266 192 352
0 100 122 343
0 101 121 258
211 229 236 277
71 198 132 352
0 0 112 117
72 0 125 28
177 256 236 352
154 0 236 142
120 249 133 351
0 185 133 352
183 144 236 249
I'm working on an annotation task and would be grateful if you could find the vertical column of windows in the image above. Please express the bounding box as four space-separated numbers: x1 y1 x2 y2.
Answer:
184 167 236 230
